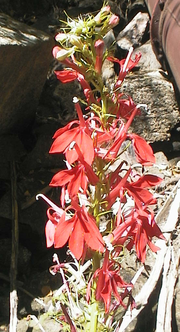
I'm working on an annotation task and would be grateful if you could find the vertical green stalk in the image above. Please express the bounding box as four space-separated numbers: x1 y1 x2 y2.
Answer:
90 300 98 332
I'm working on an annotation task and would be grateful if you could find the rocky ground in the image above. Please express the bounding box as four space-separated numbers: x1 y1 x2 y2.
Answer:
0 1 180 331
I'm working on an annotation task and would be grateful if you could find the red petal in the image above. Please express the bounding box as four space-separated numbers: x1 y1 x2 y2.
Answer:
52 121 79 139
50 128 78 154
100 280 112 313
129 134 155 165
55 70 78 83
50 168 75 186
69 219 85 260
131 174 163 189
45 220 56 247
54 214 74 248
82 209 105 252
66 131 94 165
68 167 85 196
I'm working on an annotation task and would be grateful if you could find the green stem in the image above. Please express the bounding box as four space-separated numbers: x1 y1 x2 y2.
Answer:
90 301 98 332
92 251 101 272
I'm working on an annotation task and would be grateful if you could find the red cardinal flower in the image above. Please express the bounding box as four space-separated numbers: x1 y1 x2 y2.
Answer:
36 194 64 248
54 69 96 104
107 169 162 210
50 99 94 165
116 96 139 119
87 250 131 313
50 163 98 198
104 105 155 165
104 106 139 159
108 47 141 87
111 206 165 263
50 142 99 203
54 201 105 260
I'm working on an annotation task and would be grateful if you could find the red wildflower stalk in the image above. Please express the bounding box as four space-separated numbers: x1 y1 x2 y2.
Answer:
37 6 165 329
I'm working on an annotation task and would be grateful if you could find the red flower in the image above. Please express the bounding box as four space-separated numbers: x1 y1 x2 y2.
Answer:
54 69 96 104
54 201 105 260
116 96 139 119
103 105 155 165
50 143 99 203
104 106 139 159
36 194 64 248
111 206 165 263
87 250 131 313
50 100 94 165
107 169 162 210
108 48 141 87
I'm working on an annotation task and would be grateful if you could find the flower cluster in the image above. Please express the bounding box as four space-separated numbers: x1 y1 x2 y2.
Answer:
37 6 165 331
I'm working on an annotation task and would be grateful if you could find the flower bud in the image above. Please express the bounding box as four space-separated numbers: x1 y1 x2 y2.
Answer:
94 39 105 74
52 46 74 61
94 5 111 23
109 14 119 28
55 33 67 43
69 35 83 49
94 39 105 57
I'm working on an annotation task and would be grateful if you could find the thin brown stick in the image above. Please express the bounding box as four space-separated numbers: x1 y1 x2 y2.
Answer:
9 161 19 332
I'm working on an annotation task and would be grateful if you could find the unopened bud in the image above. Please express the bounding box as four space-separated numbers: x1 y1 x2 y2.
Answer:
55 33 67 43
52 46 74 61
109 14 119 28
94 39 105 74
94 39 105 57
69 35 83 48
94 5 111 23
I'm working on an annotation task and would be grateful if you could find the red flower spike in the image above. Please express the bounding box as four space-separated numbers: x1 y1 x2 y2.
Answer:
50 101 94 165
87 250 131 313
54 203 105 260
